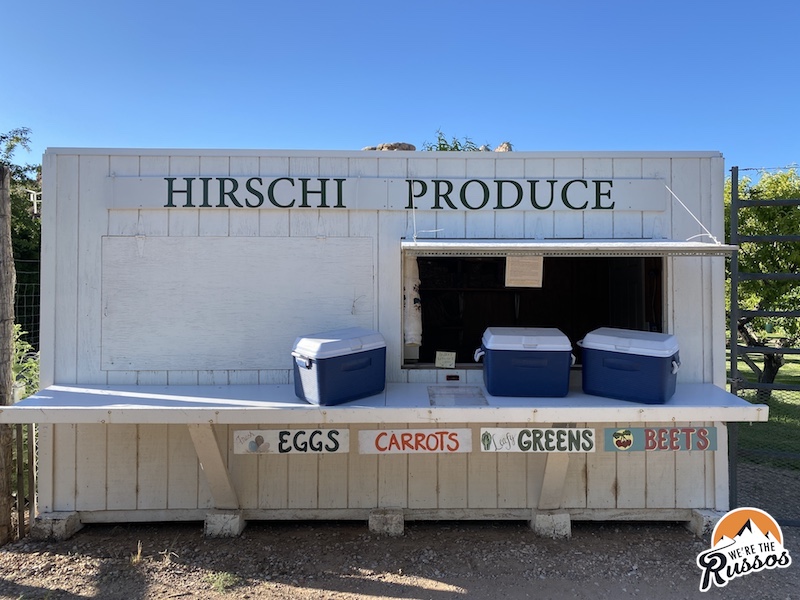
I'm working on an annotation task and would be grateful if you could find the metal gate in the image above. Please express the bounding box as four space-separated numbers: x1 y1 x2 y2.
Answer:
728 166 800 527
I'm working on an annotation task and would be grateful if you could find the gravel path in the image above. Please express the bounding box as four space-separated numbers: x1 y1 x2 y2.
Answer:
0 519 796 599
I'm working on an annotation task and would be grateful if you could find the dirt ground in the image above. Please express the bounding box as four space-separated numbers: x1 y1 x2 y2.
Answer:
0 518 796 600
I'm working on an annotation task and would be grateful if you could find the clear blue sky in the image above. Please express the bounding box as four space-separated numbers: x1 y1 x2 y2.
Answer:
4 0 798 173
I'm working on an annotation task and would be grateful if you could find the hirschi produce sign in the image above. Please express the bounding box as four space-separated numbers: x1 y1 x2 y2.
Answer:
108 176 667 212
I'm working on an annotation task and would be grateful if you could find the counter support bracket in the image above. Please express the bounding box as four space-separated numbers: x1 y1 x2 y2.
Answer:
187 424 239 510
538 447 570 510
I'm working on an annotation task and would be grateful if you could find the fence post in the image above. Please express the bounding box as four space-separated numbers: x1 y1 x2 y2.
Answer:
0 165 16 544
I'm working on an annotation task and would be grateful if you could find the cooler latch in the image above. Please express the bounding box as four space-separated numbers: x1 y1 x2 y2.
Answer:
291 351 313 369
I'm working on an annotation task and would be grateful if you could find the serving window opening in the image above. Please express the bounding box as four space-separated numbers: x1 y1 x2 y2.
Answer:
403 255 664 367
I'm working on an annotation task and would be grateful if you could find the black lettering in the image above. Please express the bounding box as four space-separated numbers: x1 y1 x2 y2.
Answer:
164 177 195 208
495 180 523 209
218 177 243 208
561 179 588 210
299 178 329 208
582 429 594 451
406 179 427 209
529 180 556 210
556 429 567 452
530 429 545 451
278 431 291 454
518 429 532 451
268 177 296 208
293 430 308 452
333 178 346 207
245 177 265 208
697 549 728 592
432 180 457 209
309 430 323 452
326 430 341 452
593 180 614 209
729 556 751 577
199 177 213 207
460 180 490 209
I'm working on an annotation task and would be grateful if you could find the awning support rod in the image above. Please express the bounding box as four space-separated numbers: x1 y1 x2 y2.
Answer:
665 185 723 245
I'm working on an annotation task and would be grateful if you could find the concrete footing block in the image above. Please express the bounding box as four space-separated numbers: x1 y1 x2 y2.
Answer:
369 508 404 536
204 510 246 538
30 512 83 541
530 511 571 539
686 509 725 538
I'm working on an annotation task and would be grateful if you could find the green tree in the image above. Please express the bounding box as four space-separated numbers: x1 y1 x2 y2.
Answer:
0 128 32 165
725 167 800 389
0 128 41 263
1 128 41 351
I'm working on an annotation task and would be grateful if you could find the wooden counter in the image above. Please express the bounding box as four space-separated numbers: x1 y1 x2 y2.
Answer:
0 382 767 425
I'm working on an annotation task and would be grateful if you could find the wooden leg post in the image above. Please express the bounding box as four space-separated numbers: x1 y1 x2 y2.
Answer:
532 450 572 539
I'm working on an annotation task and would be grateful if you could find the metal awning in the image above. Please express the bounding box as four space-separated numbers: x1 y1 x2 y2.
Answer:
401 239 737 258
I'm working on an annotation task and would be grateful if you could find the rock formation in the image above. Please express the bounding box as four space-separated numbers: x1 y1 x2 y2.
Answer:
362 142 417 151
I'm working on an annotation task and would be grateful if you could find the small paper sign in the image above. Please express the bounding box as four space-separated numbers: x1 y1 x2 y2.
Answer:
435 351 457 369
505 256 543 287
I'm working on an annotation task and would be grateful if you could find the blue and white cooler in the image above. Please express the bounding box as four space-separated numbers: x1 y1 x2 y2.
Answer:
474 327 574 397
292 327 386 405
579 327 680 404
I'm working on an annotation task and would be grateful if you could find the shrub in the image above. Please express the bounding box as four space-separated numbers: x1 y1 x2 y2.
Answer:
12 324 38 399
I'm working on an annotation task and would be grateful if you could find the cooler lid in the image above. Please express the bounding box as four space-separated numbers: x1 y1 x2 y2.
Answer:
293 327 386 359
482 327 572 352
580 327 679 357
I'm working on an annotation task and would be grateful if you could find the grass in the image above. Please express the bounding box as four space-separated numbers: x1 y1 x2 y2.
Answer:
129 540 143 565
727 347 800 469
728 345 800 386
205 571 241 593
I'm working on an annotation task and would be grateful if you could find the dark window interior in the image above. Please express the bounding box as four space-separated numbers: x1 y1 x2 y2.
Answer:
410 256 663 365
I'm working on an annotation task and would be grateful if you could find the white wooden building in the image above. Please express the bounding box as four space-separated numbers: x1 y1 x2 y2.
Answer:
1 148 766 538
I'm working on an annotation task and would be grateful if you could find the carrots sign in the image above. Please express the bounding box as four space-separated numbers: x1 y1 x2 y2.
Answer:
358 429 472 454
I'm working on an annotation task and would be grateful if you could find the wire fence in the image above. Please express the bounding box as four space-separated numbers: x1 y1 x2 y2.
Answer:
727 167 800 527
14 259 40 351
8 259 40 541
8 424 35 540
731 388 800 528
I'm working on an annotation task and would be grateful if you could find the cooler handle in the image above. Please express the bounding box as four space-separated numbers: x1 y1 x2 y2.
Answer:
291 351 312 369
474 348 485 362
571 353 576 366
671 359 681 375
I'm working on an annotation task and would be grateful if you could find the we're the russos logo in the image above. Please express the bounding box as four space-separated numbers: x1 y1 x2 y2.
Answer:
696 507 792 591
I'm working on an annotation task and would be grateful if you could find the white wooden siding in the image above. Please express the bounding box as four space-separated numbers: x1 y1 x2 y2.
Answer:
41 150 728 519
43 421 721 515
100 236 375 371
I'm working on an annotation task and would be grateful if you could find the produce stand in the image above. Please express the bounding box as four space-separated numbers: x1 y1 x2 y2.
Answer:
0 148 766 539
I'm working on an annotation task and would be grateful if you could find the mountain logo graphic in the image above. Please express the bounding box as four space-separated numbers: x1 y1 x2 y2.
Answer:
696 507 792 592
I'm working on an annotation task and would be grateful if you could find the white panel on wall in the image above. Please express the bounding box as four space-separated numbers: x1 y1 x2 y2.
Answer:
106 424 138 510
51 155 80 385
52 424 77 511
101 236 375 371
77 156 111 384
